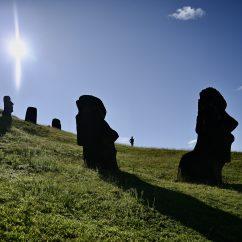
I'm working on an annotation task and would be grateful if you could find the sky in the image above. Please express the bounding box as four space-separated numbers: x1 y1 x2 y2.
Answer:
0 0 242 150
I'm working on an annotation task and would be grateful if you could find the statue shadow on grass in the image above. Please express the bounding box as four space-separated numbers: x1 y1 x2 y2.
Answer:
221 183 242 193
100 170 242 242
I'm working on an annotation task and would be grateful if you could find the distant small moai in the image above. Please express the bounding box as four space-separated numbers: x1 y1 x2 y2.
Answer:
52 118 61 130
25 107 37 124
0 96 14 136
76 95 119 171
2 96 14 117
177 87 238 185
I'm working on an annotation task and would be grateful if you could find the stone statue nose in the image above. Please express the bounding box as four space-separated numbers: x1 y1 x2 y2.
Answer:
225 112 238 132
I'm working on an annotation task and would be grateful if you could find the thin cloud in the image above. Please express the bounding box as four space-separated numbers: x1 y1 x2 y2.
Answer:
169 6 205 21
236 86 242 91
116 137 130 145
188 139 197 147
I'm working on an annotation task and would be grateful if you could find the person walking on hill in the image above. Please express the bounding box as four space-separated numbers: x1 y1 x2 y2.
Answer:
129 136 134 147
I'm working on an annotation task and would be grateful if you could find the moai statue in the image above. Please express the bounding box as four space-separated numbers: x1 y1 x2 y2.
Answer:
76 95 119 171
52 118 61 130
0 96 14 135
177 87 238 185
25 107 37 124
2 96 14 117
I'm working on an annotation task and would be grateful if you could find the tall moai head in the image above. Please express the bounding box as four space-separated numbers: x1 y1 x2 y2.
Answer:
25 107 37 124
52 118 61 130
76 95 107 146
195 87 238 163
76 95 119 145
76 95 106 119
3 96 14 116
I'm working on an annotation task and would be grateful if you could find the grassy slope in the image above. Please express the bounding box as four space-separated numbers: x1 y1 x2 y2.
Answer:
0 117 241 241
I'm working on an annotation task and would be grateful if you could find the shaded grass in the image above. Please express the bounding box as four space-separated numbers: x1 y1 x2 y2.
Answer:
0 117 241 241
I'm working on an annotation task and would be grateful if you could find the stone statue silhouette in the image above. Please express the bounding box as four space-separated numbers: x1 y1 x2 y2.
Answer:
76 95 119 171
52 118 61 130
25 107 37 124
177 87 238 185
0 96 14 136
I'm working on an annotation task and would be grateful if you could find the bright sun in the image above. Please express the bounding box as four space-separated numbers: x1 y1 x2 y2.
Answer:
8 38 27 60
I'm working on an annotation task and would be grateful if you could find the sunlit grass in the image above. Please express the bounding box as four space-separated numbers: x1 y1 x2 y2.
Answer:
0 116 241 241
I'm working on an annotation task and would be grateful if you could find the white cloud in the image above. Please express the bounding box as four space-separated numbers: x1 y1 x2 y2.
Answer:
116 137 130 145
188 139 197 147
169 6 205 21
236 86 242 91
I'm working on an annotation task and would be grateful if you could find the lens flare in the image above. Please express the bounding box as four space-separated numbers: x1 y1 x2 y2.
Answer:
8 3 28 90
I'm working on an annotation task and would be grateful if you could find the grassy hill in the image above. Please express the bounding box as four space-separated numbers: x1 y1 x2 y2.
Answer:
0 116 241 241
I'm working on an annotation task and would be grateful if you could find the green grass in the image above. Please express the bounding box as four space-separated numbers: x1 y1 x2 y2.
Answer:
0 116 241 241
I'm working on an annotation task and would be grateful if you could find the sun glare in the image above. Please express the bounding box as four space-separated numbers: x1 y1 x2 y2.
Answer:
8 2 30 90
8 38 27 60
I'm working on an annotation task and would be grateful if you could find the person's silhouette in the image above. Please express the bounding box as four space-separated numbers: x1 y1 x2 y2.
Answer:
129 136 134 146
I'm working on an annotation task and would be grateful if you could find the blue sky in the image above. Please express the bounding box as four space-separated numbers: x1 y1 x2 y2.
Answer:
0 0 242 150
